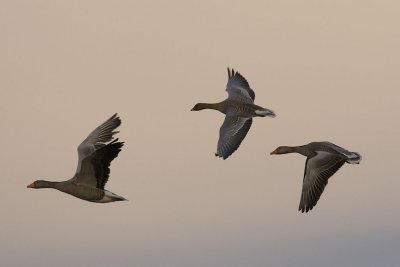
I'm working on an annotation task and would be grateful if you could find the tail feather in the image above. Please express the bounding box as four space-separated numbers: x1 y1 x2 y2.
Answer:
346 152 362 164
98 190 128 203
255 108 276 117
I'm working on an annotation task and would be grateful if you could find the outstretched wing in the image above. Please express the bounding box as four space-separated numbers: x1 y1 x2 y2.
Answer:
75 114 121 174
74 139 124 189
226 68 255 103
215 115 252 159
299 151 346 213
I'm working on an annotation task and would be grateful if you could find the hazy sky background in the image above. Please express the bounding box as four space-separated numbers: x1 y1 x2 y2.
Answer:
1 1 399 266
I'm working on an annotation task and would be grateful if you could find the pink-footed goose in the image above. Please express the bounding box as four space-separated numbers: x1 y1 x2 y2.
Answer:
270 141 361 213
27 114 126 203
191 68 276 159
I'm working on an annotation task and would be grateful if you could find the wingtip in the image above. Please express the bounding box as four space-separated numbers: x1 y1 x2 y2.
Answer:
106 113 121 128
227 67 238 78
299 205 314 213
215 152 230 160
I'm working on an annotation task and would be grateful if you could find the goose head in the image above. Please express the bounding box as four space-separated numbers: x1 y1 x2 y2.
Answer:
191 103 204 111
27 180 50 189
270 146 294 155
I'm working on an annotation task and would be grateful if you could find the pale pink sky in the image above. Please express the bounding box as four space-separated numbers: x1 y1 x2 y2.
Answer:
1 1 399 266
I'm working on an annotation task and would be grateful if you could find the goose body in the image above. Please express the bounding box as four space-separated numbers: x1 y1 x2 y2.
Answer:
27 114 126 203
191 68 276 159
270 141 361 213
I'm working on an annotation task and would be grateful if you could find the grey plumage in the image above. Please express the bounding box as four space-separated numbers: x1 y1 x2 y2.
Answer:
192 68 276 159
271 141 361 213
27 114 126 203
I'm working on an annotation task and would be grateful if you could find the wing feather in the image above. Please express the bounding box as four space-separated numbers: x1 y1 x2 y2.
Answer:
226 68 255 102
75 114 121 174
74 139 124 189
299 151 346 213
215 116 252 159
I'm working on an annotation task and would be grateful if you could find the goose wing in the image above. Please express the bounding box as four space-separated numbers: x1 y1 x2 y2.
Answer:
74 139 124 189
226 68 255 103
215 115 252 159
299 151 346 213
75 114 121 175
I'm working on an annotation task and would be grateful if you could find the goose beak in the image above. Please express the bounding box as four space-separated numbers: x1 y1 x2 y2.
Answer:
27 183 34 188
270 149 277 155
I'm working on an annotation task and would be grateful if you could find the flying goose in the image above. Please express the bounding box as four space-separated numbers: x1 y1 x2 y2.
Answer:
270 141 361 213
191 68 276 159
27 114 127 203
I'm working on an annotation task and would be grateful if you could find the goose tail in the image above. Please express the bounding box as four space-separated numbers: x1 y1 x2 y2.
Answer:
346 152 362 164
255 108 276 118
98 190 128 203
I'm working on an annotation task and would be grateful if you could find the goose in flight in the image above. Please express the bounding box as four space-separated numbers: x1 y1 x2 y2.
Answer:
270 141 361 212
27 114 126 203
191 68 276 159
